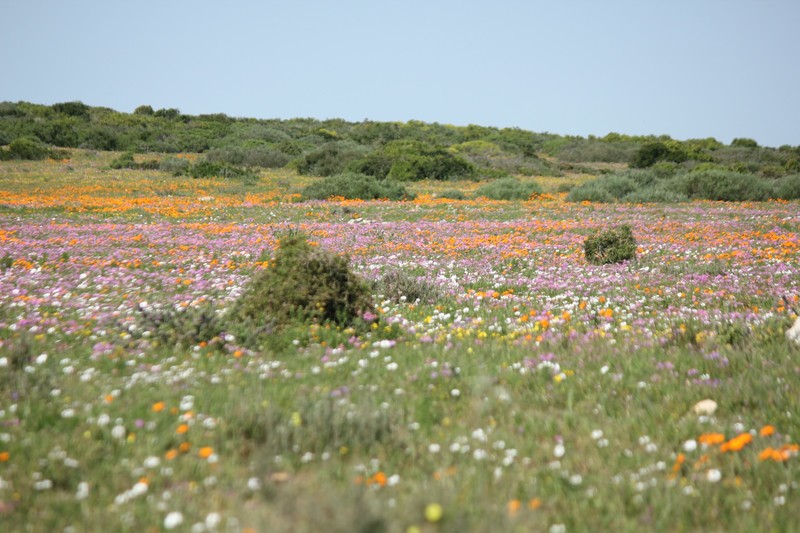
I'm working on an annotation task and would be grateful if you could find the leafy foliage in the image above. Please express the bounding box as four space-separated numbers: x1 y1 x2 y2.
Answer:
232 234 375 328
301 172 414 201
475 177 542 200
584 224 637 265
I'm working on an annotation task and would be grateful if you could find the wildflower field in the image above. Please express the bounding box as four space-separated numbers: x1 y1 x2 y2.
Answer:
1 153 800 532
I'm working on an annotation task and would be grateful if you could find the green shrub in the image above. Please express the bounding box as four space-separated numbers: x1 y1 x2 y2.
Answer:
584 225 637 265
296 141 369 176
349 140 474 181
566 174 638 203
630 141 688 168
731 138 759 148
7 136 51 160
374 269 444 304
773 174 800 200
232 234 374 328
205 144 291 169
475 177 542 200
109 151 159 170
437 189 467 200
622 187 688 203
134 303 225 348
301 172 414 201
158 156 190 175
669 170 771 201
188 161 257 182
566 181 614 203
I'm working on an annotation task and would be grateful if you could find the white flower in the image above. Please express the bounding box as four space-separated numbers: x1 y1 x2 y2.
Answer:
553 443 565 458
590 429 603 440
75 482 89 500
164 511 184 529
569 474 583 486
428 443 441 454
472 449 487 460
387 474 400 486
143 456 160 469
706 469 722 483
111 425 126 441
683 439 697 452
247 477 262 491
450 388 461 397
0 358 7 368
205 512 222 529
386 362 398 371
35 353 48 365
61 408 75 418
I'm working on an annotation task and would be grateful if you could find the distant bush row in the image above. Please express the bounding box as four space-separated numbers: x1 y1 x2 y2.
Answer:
567 169 800 203
5 100 797 180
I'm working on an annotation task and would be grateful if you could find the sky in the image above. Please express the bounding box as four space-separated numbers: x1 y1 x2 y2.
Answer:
2 0 798 147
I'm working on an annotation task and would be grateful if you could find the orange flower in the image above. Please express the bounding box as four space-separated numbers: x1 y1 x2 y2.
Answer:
528 498 542 510
198 446 214 459
176 424 189 435
179 442 191 453
698 433 726 446
152 401 165 413
165 449 179 460
507 499 522 516
369 471 387 487
759 425 776 437
0 451 9 462
720 433 752 453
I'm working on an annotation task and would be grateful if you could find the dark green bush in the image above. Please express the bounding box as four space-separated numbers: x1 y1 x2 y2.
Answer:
51 101 90 118
188 161 257 181
773 174 800 200
301 172 414 201
669 170 771 201
475 177 542 200
109 151 159 170
349 140 474 181
631 141 689 168
584 225 637 265
295 141 369 176
133 105 155 115
731 138 759 149
232 234 374 328
6 136 52 160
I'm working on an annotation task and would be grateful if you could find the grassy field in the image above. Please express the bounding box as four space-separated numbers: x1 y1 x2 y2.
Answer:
1 152 800 532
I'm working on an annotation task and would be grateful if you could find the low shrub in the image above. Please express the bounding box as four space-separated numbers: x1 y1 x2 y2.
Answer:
475 177 542 200
109 151 159 170
437 189 467 200
188 161 258 182
158 156 190 175
134 303 225 348
295 141 369 176
584 224 637 265
205 144 291 169
773 174 800 200
566 174 638 203
231 234 374 328
669 170 771 201
301 172 414 201
374 269 444 304
5 137 52 160
622 187 688 203
630 141 689 168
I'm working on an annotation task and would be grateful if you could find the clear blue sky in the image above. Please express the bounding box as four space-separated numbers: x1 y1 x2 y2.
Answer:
2 0 798 147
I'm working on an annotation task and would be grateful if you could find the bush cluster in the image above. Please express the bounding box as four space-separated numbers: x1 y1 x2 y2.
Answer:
301 172 414 201
475 177 542 200
109 151 159 170
584 225 637 265
231 234 375 328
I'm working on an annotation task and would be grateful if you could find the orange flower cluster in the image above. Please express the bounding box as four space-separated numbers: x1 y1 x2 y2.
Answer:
758 444 800 462
720 433 752 453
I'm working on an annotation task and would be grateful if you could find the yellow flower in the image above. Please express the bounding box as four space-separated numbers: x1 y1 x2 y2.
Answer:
424 503 443 522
